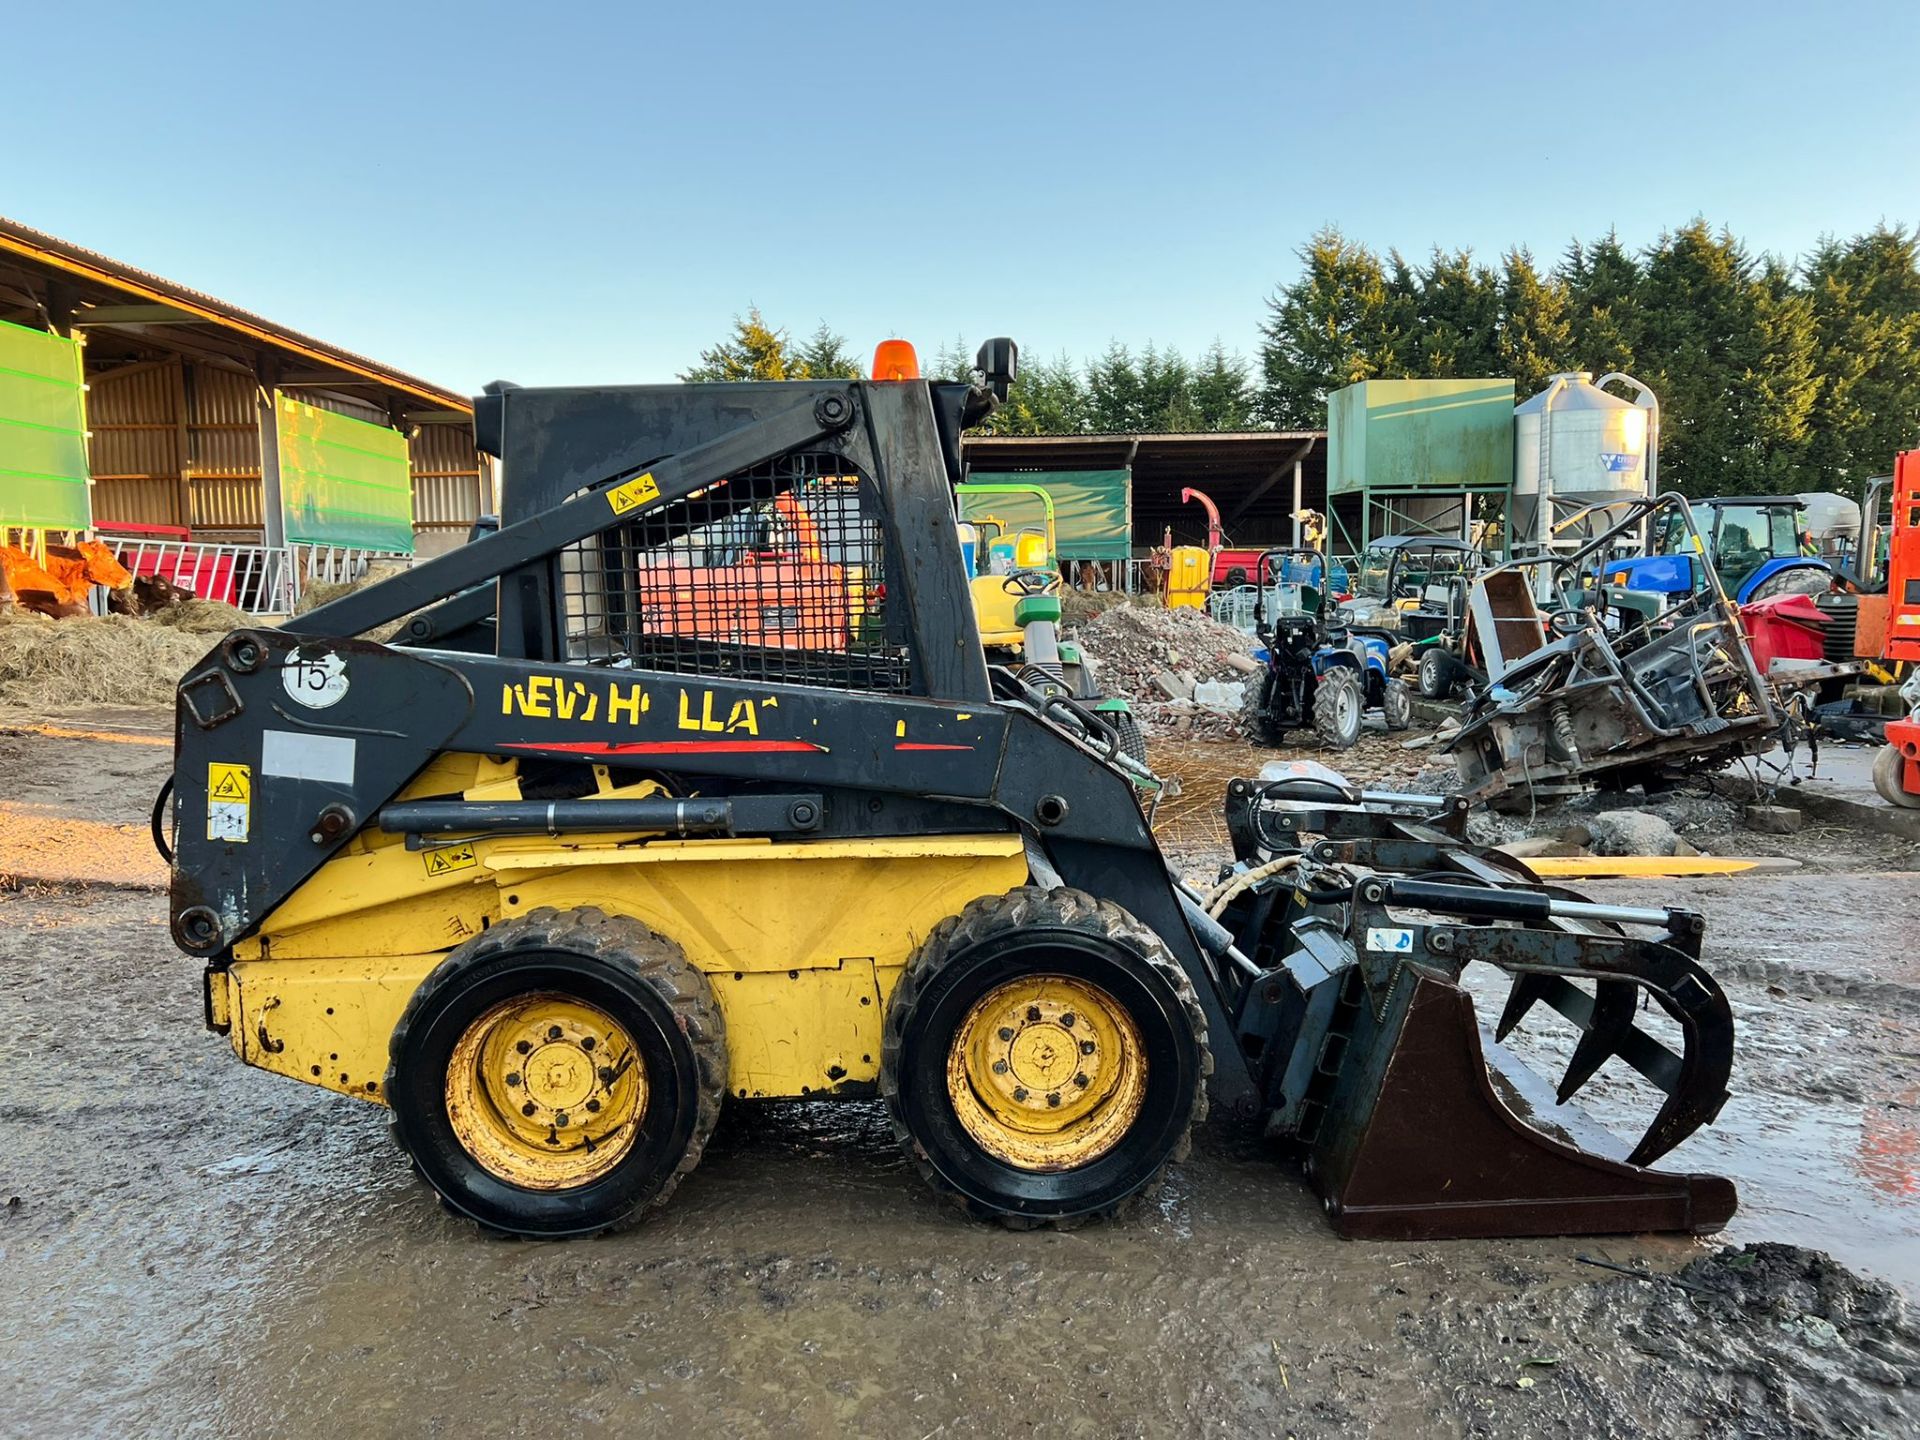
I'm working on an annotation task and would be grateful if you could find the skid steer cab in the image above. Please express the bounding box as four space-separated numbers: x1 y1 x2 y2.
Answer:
165 338 1736 1241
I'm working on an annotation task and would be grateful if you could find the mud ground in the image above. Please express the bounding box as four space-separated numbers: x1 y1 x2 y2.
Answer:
2 716 1917 1438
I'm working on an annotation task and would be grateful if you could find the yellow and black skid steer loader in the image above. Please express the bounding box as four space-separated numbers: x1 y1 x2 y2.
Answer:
160 340 1737 1239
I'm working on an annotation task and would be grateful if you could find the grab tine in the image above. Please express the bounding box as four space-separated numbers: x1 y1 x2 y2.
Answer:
1495 971 1553 1042
1555 980 1639 1103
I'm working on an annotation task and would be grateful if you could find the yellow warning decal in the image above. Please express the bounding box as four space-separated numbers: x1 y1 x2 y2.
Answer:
607 471 661 516
207 762 251 844
208 763 250 802
423 842 478 877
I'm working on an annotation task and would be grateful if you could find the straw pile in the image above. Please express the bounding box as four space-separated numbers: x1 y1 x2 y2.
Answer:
146 598 251 634
294 559 414 641
0 611 208 708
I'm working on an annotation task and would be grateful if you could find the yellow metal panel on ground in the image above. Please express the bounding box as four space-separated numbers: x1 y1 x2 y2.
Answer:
1523 856 1782 878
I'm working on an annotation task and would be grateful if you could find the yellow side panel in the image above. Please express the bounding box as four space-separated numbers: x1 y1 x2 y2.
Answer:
1166 546 1211 609
499 838 1025 976
710 961 896 1098
239 834 1029 1102
227 953 440 1103
250 838 500 960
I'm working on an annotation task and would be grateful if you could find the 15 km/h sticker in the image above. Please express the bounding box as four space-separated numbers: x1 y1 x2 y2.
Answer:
283 650 350 709
207 762 251 843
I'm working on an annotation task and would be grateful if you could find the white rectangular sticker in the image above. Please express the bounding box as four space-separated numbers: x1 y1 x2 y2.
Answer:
1365 927 1415 954
261 729 357 786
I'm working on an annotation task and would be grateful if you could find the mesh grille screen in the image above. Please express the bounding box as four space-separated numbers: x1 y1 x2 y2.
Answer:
560 452 909 691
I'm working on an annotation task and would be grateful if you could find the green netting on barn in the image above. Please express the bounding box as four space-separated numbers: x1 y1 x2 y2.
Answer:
961 469 1131 560
0 319 91 529
276 393 413 552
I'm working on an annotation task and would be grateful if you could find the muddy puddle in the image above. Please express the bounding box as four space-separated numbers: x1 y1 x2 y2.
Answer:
1469 970 1920 1300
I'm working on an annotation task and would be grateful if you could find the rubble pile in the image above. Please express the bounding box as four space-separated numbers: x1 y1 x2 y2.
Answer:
1074 603 1260 738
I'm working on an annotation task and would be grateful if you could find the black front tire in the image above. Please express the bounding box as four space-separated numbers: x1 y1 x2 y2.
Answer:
1417 645 1455 699
1875 743 1920 809
1252 671 1287 747
1312 669 1364 749
880 887 1208 1228
386 907 726 1238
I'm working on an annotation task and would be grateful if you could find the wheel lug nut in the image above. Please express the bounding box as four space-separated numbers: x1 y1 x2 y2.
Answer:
1012 1087 1029 1102
1074 1072 1090 1087
555 1112 569 1127
991 1059 1009 1075
586 1099 600 1113
506 1072 520 1087
521 1101 537 1116
547 1025 563 1041
1060 1013 1075 1028
998 1026 1014 1041
516 1040 531 1055
582 1037 596 1051
1046 1092 1061 1107
1025 1006 1041 1022
1079 1039 1096 1055
598 1065 615 1083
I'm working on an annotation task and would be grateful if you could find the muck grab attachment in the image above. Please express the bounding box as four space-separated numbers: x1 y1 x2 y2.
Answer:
1207 763 1734 1237
161 340 1738 1240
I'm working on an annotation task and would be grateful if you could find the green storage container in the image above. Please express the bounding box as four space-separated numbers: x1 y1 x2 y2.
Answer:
1327 379 1516 497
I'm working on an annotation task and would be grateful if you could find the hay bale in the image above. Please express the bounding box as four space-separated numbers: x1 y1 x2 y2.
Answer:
293 560 414 641
146 597 251 635
0 612 208 709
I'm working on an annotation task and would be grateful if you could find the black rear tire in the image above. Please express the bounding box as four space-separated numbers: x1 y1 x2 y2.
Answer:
1417 645 1454 699
880 887 1208 1228
1382 677 1412 731
386 907 726 1238
1110 709 1149 766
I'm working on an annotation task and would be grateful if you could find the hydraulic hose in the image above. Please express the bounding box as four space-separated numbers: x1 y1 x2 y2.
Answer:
1203 854 1300 919
150 777 175 864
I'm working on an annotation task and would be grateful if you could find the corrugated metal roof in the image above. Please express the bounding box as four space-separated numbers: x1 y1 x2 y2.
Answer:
0 214 468 412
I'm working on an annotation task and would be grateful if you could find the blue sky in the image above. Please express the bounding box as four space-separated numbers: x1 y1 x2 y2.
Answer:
7 1 1916 395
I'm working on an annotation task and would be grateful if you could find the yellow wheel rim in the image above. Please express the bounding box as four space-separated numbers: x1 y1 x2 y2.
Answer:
444 993 646 1190
946 974 1146 1171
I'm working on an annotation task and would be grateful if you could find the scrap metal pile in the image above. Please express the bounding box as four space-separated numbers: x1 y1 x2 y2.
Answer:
1445 495 1783 809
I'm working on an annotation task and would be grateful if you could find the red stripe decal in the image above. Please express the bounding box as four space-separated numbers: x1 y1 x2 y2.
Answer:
501 739 827 756
894 742 974 751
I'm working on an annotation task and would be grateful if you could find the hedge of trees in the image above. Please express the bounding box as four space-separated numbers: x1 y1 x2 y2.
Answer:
687 222 1920 497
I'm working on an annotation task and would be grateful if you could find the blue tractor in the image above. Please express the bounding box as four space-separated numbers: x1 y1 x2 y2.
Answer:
1248 546 1411 749
1604 494 1833 606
